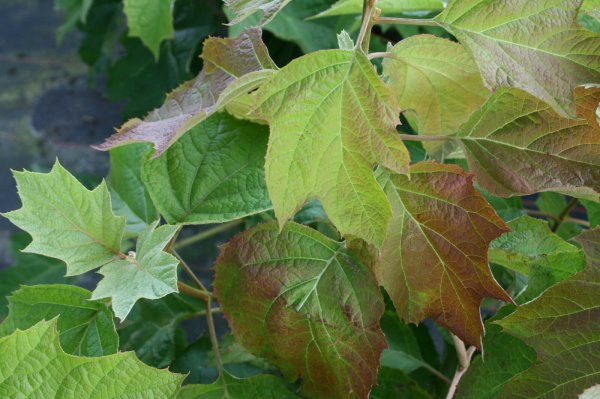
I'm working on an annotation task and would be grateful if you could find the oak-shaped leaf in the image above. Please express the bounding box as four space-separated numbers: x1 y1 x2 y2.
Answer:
493 228 600 398
0 285 118 357
1 161 125 276
375 162 511 347
489 216 586 302
123 0 173 59
383 35 490 159
141 112 271 224
255 49 410 247
435 0 600 117
94 28 277 156
214 222 387 399
0 319 184 398
92 221 180 320
455 87 600 200
225 0 291 26
312 0 444 18
178 372 299 398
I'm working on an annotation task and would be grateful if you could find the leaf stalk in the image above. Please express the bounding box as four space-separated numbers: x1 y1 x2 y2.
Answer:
375 16 439 26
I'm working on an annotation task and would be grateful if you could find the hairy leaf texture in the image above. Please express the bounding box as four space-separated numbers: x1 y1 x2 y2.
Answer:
2 161 125 276
495 228 600 398
123 0 173 59
0 320 184 398
312 0 444 18
0 285 118 357
178 372 299 398
455 87 600 200
376 162 511 347
215 222 387 399
142 113 271 224
436 0 600 118
225 0 291 25
383 35 490 159
255 49 409 247
94 28 276 156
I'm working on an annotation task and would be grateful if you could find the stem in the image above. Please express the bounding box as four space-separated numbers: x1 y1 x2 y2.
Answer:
422 363 452 385
398 134 456 142
165 225 182 253
173 250 211 294
376 16 439 26
177 281 211 301
552 198 579 232
446 335 476 399
356 0 377 52
525 209 590 227
368 51 394 60
206 296 225 379
173 220 243 250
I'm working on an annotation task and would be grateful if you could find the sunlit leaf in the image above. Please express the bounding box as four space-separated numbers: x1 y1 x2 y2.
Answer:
123 0 174 59
312 0 444 18
215 222 386 398
225 0 291 26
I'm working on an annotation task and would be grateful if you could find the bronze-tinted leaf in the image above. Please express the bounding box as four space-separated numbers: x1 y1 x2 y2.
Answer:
376 162 511 347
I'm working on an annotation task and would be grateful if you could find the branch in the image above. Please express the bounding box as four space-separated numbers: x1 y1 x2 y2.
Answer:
177 281 211 301
173 250 211 294
375 16 439 26
206 296 225 379
174 220 243 250
356 0 378 52
552 197 579 232
446 335 477 399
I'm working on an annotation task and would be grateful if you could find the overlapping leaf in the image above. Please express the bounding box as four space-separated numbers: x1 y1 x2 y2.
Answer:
178 372 298 398
0 285 118 357
455 87 600 200
383 35 490 158
375 162 511 346
215 222 387 399
225 0 291 25
255 49 409 246
94 28 276 156
141 112 271 224
92 221 180 320
494 228 600 398
123 0 174 59
312 0 444 18
0 320 184 398
435 0 600 117
1 161 125 276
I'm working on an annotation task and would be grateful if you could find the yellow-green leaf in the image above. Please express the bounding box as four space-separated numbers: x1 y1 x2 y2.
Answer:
123 0 174 60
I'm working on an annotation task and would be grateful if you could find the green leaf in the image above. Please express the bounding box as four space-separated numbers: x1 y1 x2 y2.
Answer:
489 216 586 302
0 285 118 357
109 143 158 233
225 0 291 26
123 0 174 59
92 221 180 320
435 0 600 117
0 319 184 398
141 112 271 225
215 222 387 398
371 367 433 399
312 0 444 18
376 162 511 346
96 28 276 156
482 193 524 222
582 199 600 227
178 372 298 398
535 192 583 239
494 228 600 398
383 35 490 159
456 310 536 399
455 87 600 200
2 161 125 276
118 293 202 368
255 49 409 246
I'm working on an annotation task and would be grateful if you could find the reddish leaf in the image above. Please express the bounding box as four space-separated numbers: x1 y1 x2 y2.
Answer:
376 162 512 346
215 222 386 399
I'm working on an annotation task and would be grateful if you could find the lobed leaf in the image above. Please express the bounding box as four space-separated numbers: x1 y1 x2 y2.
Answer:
92 221 180 320
376 162 511 347
141 112 271 225
2 161 125 276
214 222 387 399
255 49 409 246
94 28 276 156
494 228 600 398
455 87 600 200
383 34 490 159
0 285 118 357
435 0 600 117
178 372 298 398
0 319 184 398
123 0 174 59
312 0 444 19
